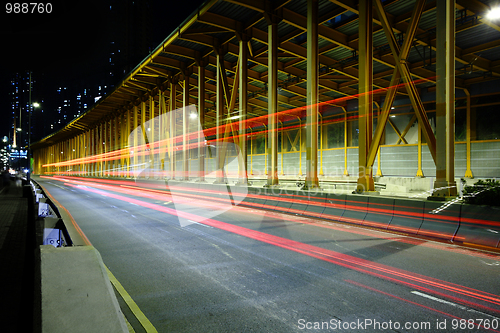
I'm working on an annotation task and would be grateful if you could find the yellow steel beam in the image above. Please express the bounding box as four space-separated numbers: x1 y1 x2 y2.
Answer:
395 114 417 145
305 0 319 189
357 0 374 192
388 118 408 145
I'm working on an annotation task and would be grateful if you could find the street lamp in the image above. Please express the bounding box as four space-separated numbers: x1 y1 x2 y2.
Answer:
27 70 40 182
487 7 500 21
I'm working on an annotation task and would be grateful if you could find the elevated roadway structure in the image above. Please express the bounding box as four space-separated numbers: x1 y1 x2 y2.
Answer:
32 0 500 197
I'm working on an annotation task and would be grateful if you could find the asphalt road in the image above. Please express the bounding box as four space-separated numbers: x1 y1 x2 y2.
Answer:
35 176 500 333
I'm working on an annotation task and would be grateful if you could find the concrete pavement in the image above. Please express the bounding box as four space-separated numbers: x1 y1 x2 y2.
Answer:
0 176 34 332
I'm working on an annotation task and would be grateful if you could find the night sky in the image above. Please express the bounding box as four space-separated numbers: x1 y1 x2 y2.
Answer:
0 0 206 139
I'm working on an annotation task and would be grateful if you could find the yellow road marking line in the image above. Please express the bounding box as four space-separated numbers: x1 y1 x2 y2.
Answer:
164 201 172 205
105 266 158 333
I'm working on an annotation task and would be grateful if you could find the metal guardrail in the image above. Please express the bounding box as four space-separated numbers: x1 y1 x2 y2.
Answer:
29 179 90 247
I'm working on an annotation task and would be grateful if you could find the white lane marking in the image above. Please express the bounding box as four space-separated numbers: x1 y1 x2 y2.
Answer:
412 291 500 320
479 259 500 266
187 220 213 228
48 182 68 191
412 291 467 310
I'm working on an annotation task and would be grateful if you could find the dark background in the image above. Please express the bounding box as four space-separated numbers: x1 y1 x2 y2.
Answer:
0 0 205 141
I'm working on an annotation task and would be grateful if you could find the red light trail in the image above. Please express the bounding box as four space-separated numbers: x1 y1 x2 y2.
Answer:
44 176 500 316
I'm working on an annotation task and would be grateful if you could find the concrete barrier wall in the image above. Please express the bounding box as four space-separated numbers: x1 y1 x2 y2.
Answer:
321 194 346 222
363 196 394 229
232 187 500 249
141 180 500 249
302 192 327 219
340 195 369 225
388 199 425 235
456 205 500 248
420 201 460 242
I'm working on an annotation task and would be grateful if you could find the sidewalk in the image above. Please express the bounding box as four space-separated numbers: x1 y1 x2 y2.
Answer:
0 177 34 332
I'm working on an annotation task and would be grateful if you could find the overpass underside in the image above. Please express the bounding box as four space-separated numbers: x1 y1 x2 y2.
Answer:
32 0 500 198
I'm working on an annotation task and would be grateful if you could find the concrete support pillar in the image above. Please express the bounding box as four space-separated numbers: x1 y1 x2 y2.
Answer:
266 18 279 186
305 0 319 189
434 0 457 197
198 63 206 182
357 0 375 193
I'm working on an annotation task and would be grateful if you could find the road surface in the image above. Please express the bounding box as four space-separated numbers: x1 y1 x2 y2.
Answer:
35 176 500 332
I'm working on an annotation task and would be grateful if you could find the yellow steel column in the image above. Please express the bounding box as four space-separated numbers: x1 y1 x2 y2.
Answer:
93 126 97 176
183 69 190 181
75 136 78 174
120 113 125 177
305 0 319 189
266 15 279 186
133 106 139 178
250 132 254 176
216 49 225 183
127 109 132 178
343 107 349 176
464 89 473 178
433 0 457 197
150 95 156 178
82 131 86 176
141 100 147 178
198 62 206 182
113 116 118 177
374 102 383 177
105 120 109 177
82 132 86 176
94 127 98 176
91 127 95 176
416 121 424 177
280 121 284 176
238 36 248 184
57 143 60 175
160 90 168 178
100 123 104 177
97 125 101 177
299 121 302 176
169 81 176 180
319 115 324 176
88 130 91 176
357 0 375 193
